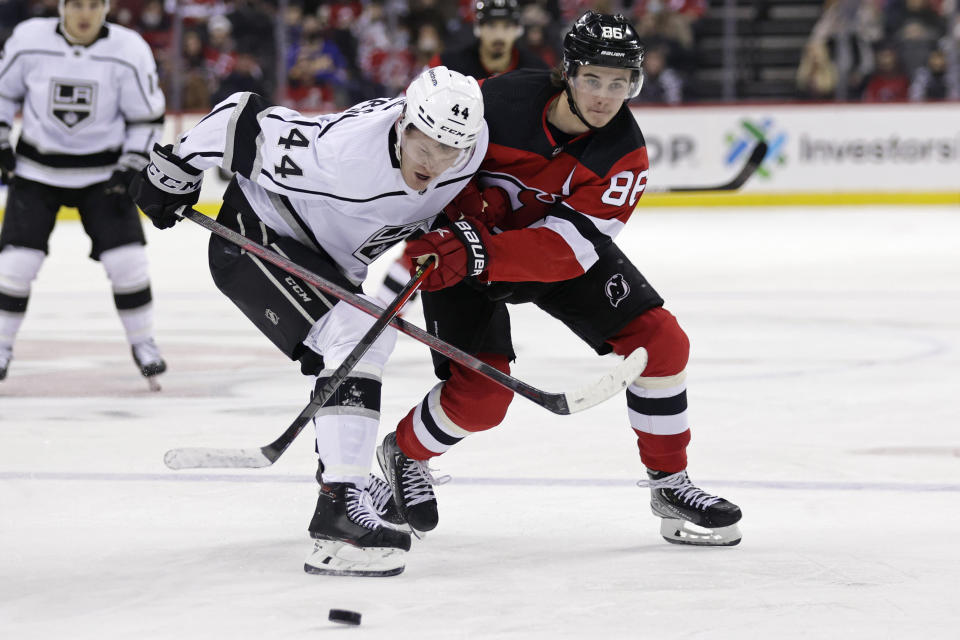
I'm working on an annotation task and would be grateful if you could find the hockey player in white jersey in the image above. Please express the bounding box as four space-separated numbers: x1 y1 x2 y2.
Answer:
0 0 167 386
128 66 488 576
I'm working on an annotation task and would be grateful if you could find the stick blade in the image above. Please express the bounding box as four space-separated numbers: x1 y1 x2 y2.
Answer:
163 447 273 470
563 348 647 414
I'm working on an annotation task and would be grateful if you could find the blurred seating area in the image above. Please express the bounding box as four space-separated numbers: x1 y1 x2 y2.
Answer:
1 0 957 109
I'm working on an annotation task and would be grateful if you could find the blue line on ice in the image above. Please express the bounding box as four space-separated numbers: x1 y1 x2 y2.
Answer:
1 471 958 492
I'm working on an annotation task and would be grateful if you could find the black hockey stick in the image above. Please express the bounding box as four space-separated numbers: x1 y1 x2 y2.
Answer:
658 140 768 193
176 207 646 414
164 258 435 470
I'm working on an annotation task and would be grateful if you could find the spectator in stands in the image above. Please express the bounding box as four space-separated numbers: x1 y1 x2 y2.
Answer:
181 29 212 110
413 21 443 68
634 7 697 75
796 40 838 100
888 0 947 75
808 0 882 99
353 0 416 97
429 0 548 79
522 22 558 68
205 14 238 83
286 13 349 110
633 44 683 105
909 47 960 99
136 0 171 53
861 42 910 102
212 52 268 104
226 0 276 74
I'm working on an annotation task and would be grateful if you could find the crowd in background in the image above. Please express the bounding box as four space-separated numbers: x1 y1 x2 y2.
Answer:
797 0 960 101
0 0 957 109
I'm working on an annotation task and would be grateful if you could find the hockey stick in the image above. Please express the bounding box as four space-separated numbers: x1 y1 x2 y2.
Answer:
164 258 435 470
175 207 646 416
658 140 768 193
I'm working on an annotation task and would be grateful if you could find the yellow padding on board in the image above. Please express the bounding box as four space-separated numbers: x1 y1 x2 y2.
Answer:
640 191 960 207
0 195 956 222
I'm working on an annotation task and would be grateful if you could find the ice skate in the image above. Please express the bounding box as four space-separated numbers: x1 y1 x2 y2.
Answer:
377 431 443 533
305 481 411 577
131 338 166 390
639 469 742 546
366 473 407 527
0 346 11 381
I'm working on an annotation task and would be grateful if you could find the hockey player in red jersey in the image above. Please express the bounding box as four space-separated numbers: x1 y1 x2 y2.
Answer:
377 12 743 547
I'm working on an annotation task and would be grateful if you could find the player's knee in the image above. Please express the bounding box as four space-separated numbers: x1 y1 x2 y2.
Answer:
609 307 689 377
100 243 150 290
0 246 46 293
441 353 513 430
303 296 398 373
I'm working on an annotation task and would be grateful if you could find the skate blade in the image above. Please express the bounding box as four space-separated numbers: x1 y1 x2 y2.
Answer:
659 519 742 547
304 539 406 577
146 377 162 392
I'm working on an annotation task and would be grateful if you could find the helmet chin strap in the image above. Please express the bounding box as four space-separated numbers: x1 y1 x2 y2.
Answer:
563 83 601 132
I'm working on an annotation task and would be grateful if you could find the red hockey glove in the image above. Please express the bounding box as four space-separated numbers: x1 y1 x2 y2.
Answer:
443 182 512 230
403 218 491 291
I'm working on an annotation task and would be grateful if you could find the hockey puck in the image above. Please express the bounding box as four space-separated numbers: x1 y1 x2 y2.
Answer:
328 609 362 626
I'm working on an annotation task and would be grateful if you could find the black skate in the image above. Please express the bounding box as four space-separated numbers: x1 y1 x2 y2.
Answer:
313 461 405 528
377 432 442 533
366 473 407 527
640 469 742 546
131 338 166 390
0 347 10 381
305 481 411 577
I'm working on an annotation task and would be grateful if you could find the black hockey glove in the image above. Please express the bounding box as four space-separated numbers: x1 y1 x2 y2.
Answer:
105 152 150 196
128 143 202 229
0 136 15 185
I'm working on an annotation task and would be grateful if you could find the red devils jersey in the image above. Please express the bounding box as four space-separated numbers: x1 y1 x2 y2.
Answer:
476 70 648 281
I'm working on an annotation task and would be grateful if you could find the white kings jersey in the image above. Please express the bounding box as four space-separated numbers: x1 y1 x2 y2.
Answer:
0 18 164 188
174 92 489 284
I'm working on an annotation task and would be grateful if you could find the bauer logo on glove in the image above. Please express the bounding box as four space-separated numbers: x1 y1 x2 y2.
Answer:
403 218 491 291
453 219 486 276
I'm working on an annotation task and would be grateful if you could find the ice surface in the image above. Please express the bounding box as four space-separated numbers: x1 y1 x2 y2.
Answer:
1 206 958 639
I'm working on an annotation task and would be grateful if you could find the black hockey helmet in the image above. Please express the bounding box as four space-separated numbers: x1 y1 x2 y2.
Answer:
562 11 645 99
475 0 521 25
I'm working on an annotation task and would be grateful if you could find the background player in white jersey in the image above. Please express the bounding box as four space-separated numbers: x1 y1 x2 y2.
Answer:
128 67 488 576
0 0 166 385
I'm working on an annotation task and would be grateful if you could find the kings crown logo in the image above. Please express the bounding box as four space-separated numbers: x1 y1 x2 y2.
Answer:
50 80 97 129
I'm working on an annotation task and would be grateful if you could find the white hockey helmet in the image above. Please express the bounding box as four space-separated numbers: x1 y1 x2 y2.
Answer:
400 66 484 149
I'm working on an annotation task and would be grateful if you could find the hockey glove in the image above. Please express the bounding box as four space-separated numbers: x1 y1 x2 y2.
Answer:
128 143 203 229
0 135 15 185
105 152 150 196
403 218 491 291
443 181 512 230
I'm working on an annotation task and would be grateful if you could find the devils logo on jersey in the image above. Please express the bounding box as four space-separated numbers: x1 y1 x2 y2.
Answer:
50 79 96 129
605 273 630 307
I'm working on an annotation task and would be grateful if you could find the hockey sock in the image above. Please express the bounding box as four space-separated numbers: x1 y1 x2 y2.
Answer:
0 246 45 350
396 353 512 459
312 364 383 488
608 307 692 472
101 244 154 344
